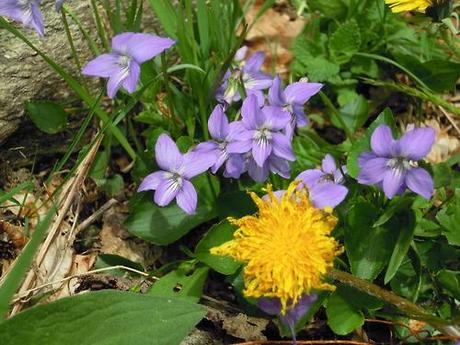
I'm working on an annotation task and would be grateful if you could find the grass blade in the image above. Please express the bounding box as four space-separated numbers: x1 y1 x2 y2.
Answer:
0 207 56 318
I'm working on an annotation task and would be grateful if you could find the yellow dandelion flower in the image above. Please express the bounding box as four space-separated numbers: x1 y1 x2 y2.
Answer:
385 0 434 13
210 181 342 314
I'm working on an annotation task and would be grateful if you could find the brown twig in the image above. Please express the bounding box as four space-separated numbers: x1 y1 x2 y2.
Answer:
11 265 154 303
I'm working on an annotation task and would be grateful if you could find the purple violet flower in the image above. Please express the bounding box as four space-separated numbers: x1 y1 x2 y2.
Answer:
216 49 273 105
82 32 175 98
269 75 323 128
226 94 295 168
0 0 45 37
258 295 317 344
137 134 215 214
296 154 348 209
195 105 246 177
357 124 435 199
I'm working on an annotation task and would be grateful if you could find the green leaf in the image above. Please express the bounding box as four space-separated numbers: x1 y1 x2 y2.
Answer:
26 100 68 134
307 0 347 18
298 56 341 82
149 266 209 302
373 195 413 228
195 221 241 275
101 174 125 197
432 163 452 188
326 288 364 335
125 193 215 245
125 174 218 245
344 202 398 281
0 290 205 345
147 0 177 37
436 194 460 246
346 108 395 178
437 270 460 299
0 208 55 318
216 190 256 218
339 94 369 133
94 254 144 276
330 20 361 64
394 54 460 93
384 210 417 284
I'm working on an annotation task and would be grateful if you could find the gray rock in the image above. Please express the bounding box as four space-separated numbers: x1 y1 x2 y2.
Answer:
0 0 159 143
0 1 92 143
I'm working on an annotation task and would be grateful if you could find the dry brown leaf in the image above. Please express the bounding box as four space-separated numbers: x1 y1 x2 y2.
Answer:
244 1 305 75
207 308 268 341
100 204 160 268
425 119 460 164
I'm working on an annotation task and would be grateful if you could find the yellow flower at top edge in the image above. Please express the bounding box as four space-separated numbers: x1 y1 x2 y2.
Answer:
210 181 342 314
385 0 434 13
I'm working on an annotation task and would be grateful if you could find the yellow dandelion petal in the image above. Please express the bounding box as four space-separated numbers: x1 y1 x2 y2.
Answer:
384 0 434 13
210 181 342 314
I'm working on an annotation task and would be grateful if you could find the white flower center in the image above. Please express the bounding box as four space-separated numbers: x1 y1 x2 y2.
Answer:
253 127 272 148
164 172 183 190
118 54 131 69
387 157 417 172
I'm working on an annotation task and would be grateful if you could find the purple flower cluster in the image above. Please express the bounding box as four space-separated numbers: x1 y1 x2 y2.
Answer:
358 124 435 199
138 48 328 214
0 0 68 37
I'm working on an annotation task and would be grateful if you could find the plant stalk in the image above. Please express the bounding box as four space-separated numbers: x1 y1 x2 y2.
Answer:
329 270 460 336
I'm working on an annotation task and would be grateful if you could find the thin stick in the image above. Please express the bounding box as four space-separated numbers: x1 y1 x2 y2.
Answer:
11 265 154 303
75 198 118 233
438 106 460 135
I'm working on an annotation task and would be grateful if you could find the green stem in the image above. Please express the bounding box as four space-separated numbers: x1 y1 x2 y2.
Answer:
362 79 460 117
318 92 354 142
64 7 100 56
90 0 109 50
329 270 460 336
354 52 430 91
61 9 83 81
160 53 178 133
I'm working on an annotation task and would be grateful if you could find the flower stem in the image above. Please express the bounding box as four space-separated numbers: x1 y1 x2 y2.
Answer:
328 270 460 336
61 9 83 82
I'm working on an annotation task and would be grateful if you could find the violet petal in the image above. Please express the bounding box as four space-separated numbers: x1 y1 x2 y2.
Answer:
406 167 433 199
155 134 183 172
396 127 435 161
176 180 198 214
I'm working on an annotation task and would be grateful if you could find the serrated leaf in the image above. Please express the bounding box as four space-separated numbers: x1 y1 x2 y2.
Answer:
0 290 205 345
330 20 361 64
